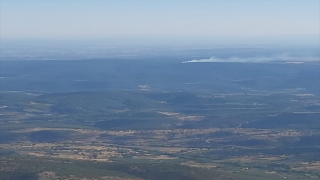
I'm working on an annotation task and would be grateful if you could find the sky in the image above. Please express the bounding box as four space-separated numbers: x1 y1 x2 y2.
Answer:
0 0 319 44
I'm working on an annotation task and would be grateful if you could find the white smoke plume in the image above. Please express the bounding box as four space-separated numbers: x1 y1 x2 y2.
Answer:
182 55 320 63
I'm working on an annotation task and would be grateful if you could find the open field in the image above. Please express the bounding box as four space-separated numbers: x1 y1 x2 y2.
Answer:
1 60 319 179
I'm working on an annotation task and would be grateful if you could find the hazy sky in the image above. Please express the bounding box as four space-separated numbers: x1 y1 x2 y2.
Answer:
1 0 319 40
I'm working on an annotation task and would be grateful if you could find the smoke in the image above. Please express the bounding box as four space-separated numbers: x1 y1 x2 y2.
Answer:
182 55 320 63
